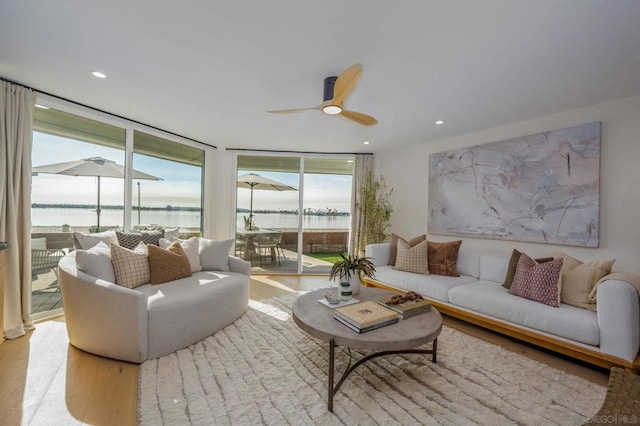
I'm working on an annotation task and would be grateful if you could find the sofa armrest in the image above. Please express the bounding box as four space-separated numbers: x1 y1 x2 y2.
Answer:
58 255 149 363
365 243 391 267
597 280 640 362
228 255 251 276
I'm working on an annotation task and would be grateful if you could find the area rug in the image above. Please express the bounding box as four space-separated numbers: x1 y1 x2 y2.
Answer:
138 294 605 425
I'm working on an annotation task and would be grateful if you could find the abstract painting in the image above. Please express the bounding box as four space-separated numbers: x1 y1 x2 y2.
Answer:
428 122 601 247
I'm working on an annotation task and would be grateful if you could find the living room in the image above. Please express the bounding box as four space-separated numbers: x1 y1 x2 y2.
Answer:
2 1 640 425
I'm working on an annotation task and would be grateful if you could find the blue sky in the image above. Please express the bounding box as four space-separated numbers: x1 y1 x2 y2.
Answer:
32 132 352 211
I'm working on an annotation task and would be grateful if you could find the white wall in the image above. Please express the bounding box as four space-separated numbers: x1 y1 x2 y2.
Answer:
378 94 640 272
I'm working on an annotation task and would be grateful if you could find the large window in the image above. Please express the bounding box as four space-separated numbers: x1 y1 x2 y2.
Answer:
236 154 353 274
30 103 209 318
132 131 205 236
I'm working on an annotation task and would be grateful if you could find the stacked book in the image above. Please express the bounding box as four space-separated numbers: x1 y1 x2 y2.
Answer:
334 300 399 333
376 293 432 319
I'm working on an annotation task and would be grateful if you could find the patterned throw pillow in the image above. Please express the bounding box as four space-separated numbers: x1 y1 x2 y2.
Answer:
502 249 554 289
389 234 426 266
116 231 163 250
394 239 429 275
147 242 193 284
509 253 564 307
427 240 462 277
110 243 150 289
159 237 202 273
553 251 615 311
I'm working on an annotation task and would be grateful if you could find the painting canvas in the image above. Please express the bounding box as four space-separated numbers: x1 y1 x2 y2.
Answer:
428 122 601 247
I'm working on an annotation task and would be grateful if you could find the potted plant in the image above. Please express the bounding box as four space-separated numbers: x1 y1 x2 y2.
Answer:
243 215 252 230
329 253 376 296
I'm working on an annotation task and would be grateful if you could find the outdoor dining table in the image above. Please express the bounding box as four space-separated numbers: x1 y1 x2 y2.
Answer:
235 229 281 261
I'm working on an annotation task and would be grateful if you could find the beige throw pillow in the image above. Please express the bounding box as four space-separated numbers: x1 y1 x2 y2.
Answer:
553 251 615 311
110 243 150 289
394 239 429 275
147 242 193 284
389 233 426 266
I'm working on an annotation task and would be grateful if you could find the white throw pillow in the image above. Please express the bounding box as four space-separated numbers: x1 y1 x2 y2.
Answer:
199 238 234 271
163 227 180 240
74 229 118 249
75 241 116 283
159 237 202 273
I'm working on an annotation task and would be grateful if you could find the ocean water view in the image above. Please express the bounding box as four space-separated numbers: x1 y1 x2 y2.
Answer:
31 207 350 231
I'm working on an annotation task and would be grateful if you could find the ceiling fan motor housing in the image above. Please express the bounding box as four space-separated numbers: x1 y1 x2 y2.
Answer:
323 76 338 102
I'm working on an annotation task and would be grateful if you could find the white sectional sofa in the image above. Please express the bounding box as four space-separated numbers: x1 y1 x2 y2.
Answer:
365 242 640 370
58 251 250 363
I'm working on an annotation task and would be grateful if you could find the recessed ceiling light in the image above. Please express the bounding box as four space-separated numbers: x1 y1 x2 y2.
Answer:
435 120 445 125
35 104 49 109
363 141 370 145
92 71 107 79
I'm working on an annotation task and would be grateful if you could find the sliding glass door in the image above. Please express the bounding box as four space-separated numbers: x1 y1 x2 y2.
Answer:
235 154 353 274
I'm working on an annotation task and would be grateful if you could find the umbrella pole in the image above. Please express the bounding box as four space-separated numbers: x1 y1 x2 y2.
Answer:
97 175 101 230
249 184 254 230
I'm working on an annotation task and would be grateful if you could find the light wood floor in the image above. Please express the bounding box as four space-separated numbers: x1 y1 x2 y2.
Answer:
0 275 609 425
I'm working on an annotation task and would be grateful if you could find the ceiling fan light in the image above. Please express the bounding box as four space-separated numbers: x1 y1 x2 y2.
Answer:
322 105 342 115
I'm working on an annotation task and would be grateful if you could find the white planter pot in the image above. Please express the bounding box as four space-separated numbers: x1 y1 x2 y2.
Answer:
350 275 362 295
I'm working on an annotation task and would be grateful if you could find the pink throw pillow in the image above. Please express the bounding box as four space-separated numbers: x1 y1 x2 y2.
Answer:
508 253 563 307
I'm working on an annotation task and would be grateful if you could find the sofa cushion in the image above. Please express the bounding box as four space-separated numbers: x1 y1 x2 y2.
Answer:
75 241 115 283
389 234 426 266
553 251 615 311
159 237 202 273
394 239 429 274
147 242 193 284
457 247 480 279
373 265 476 302
117 230 163 250
479 254 510 283
110 243 150 288
199 238 234 271
74 229 118 249
502 249 555 289
138 270 249 359
427 240 462 276
448 281 600 346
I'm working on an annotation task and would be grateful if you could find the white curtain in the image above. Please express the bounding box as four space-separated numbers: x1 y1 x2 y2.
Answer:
349 154 374 256
1 81 36 339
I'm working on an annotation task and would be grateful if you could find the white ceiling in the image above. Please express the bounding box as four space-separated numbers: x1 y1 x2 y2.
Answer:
1 1 639 153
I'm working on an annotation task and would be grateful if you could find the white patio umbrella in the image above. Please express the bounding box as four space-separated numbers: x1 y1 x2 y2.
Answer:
32 156 162 229
237 173 297 229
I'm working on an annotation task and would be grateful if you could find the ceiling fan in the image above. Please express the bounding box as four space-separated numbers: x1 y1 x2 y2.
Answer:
267 63 378 126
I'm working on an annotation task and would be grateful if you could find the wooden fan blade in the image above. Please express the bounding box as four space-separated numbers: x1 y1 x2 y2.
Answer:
332 63 363 104
267 105 322 114
340 109 378 126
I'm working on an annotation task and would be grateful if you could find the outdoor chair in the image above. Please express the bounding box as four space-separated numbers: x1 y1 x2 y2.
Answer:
31 248 66 281
252 233 285 266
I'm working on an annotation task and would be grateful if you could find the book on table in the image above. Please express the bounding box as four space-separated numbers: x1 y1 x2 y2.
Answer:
333 300 399 332
376 296 432 319
334 315 399 334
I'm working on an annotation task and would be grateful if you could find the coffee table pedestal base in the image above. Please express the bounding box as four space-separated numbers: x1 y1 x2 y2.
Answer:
327 338 438 412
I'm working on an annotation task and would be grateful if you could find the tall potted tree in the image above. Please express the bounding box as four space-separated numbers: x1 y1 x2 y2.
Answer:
356 173 393 254
329 253 376 296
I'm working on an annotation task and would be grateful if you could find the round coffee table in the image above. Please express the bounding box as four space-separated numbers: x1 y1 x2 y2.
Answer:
292 287 442 412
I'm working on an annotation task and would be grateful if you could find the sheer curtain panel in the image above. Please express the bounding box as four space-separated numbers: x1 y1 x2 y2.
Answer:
0 81 36 339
